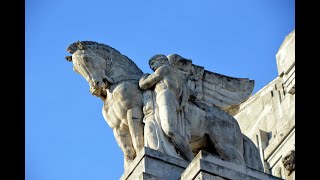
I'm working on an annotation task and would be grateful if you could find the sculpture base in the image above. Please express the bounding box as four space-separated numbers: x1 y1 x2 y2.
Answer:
120 147 189 180
120 147 282 180
181 151 283 180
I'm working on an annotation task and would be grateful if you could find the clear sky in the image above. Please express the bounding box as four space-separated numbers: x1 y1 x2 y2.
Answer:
26 0 294 179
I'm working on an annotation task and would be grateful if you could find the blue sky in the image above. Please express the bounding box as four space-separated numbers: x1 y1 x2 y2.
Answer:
26 0 294 179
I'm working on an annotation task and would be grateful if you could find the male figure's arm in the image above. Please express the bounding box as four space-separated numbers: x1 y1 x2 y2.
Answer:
178 83 188 111
139 66 169 90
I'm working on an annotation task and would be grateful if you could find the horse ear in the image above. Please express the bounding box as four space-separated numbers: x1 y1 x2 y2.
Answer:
76 41 85 50
65 56 72 62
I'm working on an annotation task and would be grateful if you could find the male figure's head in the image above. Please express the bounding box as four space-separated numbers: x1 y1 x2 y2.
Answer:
148 54 169 71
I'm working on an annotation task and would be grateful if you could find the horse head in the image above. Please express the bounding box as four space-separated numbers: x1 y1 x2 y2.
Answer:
66 41 112 99
66 41 143 100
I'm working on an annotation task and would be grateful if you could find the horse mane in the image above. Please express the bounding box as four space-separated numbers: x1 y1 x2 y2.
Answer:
67 41 143 76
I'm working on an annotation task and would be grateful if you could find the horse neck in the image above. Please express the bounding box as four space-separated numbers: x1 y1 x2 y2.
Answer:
103 59 141 84
105 63 126 77
101 51 141 74
104 60 116 77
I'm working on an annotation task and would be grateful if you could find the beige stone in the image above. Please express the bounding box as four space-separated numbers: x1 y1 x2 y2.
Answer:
121 148 280 180
66 41 145 168
181 151 282 180
66 43 264 172
276 30 295 94
120 147 189 180
235 29 295 179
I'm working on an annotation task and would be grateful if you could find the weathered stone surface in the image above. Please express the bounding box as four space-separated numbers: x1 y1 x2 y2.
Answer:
276 30 295 94
234 29 295 179
193 172 226 180
228 72 296 177
181 151 282 180
121 148 279 180
66 41 145 168
138 54 257 165
66 42 263 172
120 147 189 180
264 117 294 160
282 150 295 177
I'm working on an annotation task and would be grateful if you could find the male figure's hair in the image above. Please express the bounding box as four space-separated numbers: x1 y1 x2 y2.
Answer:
148 54 168 69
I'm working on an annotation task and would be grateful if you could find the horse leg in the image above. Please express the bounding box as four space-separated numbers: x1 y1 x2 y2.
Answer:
208 120 245 165
113 123 136 168
170 133 194 161
127 106 144 154
213 140 245 165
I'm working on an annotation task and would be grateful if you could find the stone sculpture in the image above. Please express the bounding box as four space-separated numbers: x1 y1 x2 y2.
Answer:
275 166 283 178
66 41 144 167
65 41 263 171
139 54 194 161
282 150 295 176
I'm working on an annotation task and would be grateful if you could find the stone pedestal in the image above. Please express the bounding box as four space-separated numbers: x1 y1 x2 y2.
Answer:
181 151 283 180
120 147 189 180
120 148 282 180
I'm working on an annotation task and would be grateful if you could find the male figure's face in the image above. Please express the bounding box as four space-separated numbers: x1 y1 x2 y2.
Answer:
149 58 166 71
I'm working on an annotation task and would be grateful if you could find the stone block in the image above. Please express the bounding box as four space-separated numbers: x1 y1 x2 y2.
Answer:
181 151 282 180
276 30 295 77
120 147 189 180
121 148 282 180
194 171 226 180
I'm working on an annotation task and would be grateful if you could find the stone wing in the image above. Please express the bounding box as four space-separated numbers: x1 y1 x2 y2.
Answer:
201 69 254 109
169 55 254 112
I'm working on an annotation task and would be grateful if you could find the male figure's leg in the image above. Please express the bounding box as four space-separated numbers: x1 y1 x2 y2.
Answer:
113 123 136 168
157 93 194 161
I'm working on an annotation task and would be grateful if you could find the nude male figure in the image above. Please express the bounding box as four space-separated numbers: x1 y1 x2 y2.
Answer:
139 54 194 161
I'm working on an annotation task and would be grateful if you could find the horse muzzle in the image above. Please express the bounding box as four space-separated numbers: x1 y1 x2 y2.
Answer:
89 80 107 97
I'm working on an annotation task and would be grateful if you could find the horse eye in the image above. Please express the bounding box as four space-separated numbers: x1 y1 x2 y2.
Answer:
83 57 89 62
